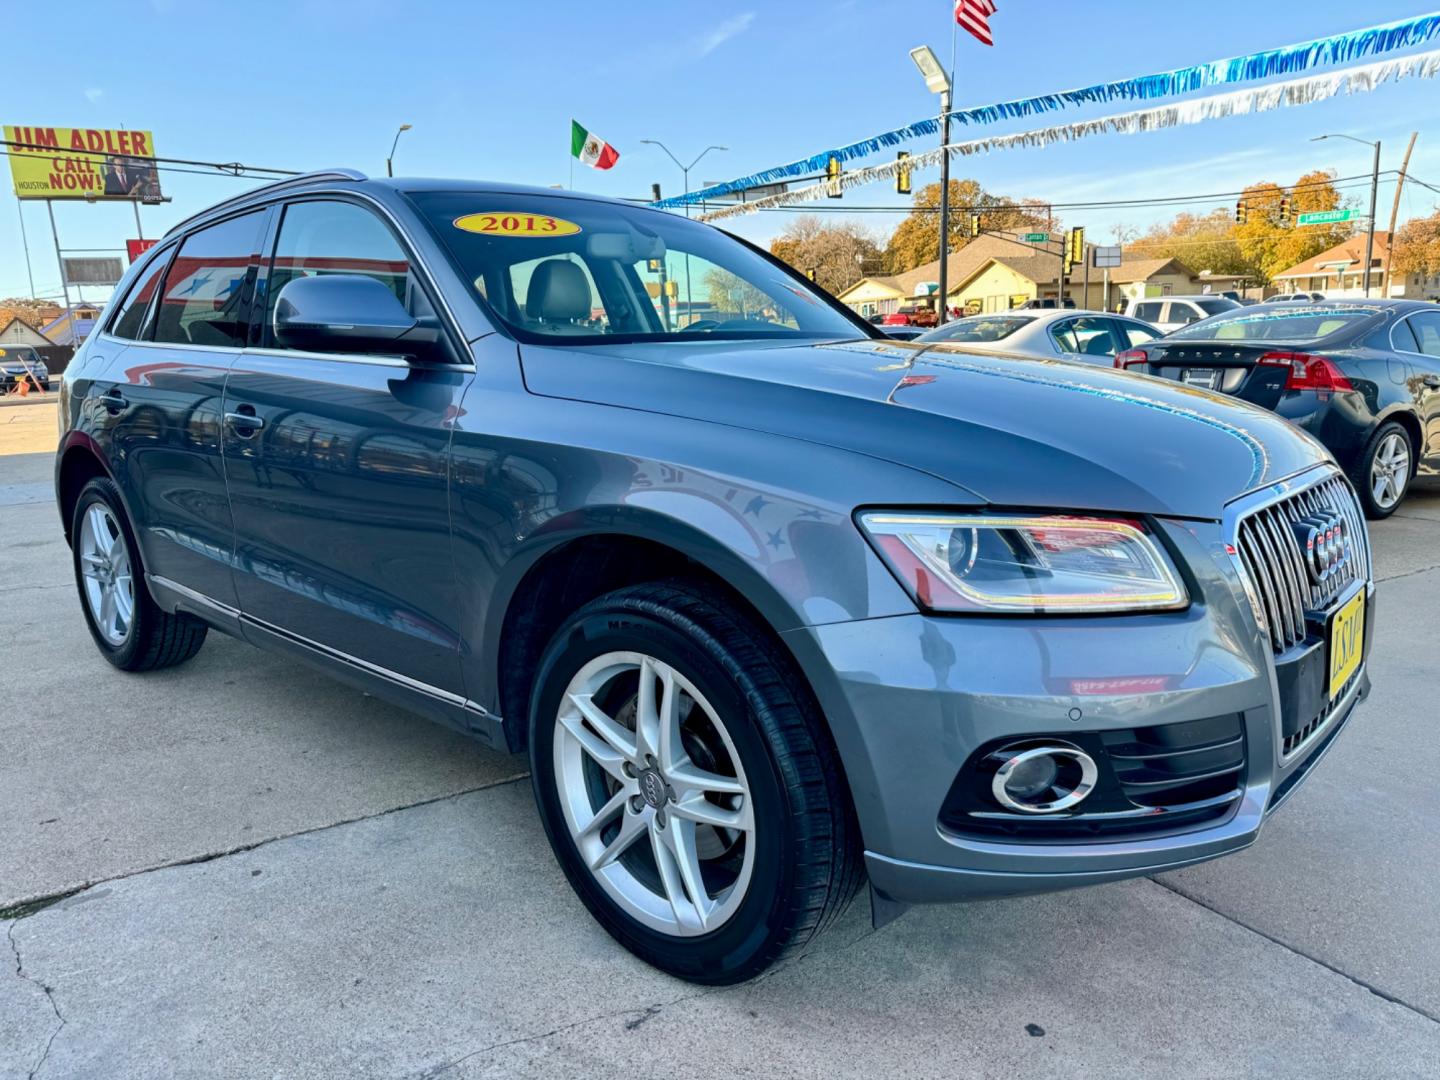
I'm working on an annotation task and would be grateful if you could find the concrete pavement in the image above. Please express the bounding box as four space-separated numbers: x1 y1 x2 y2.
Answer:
3 410 1439 1076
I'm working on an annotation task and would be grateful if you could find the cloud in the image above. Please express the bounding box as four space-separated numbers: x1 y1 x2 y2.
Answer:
84 88 104 104
698 13 755 56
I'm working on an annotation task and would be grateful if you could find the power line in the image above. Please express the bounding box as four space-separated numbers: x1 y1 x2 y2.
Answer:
705 172 1397 216
0 139 298 180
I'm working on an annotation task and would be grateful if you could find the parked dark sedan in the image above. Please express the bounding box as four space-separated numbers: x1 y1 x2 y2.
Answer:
1115 299 1440 517
55 173 1374 984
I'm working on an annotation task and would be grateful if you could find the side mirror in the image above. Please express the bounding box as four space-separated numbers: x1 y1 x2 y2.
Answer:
273 274 439 358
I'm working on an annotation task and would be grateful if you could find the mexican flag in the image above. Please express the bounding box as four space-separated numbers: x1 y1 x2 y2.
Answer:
571 120 619 170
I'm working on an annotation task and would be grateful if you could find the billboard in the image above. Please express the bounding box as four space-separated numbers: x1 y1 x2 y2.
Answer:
63 257 125 286
4 125 162 201
127 238 159 263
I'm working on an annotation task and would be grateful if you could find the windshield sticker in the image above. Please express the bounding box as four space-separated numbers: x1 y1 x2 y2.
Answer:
454 212 582 237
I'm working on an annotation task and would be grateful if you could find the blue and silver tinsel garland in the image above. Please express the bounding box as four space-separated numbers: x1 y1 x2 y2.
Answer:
654 10 1440 210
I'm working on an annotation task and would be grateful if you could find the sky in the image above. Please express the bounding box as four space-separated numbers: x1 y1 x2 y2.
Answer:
5 0 1440 304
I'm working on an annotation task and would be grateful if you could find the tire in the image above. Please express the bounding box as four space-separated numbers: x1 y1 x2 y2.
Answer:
528 582 862 984
1349 420 1413 519
71 477 208 671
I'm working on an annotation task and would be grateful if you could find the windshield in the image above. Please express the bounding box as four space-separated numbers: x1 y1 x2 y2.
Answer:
1166 304 1384 343
0 346 41 364
1195 297 1237 315
918 315 1033 342
410 191 866 345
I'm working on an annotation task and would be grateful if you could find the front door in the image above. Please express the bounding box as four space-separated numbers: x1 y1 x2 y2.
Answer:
1402 310 1440 469
220 197 470 693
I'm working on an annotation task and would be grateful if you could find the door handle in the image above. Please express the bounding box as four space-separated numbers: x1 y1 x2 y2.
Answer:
98 390 126 412
1423 374 1440 389
224 406 265 434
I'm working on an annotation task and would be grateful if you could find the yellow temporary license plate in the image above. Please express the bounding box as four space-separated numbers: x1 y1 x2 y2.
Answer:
1328 589 1366 699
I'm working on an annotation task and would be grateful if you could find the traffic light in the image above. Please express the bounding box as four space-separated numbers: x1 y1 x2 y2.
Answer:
826 155 843 198
1067 226 1085 265
895 151 911 195
1236 200 1248 224
1279 196 1292 224
969 212 981 238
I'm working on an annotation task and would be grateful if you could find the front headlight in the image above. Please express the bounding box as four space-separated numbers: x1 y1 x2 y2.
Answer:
858 512 1189 614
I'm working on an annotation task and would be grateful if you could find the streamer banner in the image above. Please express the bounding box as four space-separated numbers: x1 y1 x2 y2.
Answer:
698 49 1440 223
657 10 1440 210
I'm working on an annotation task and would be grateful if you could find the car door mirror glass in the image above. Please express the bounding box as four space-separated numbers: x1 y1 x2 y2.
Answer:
273 274 432 357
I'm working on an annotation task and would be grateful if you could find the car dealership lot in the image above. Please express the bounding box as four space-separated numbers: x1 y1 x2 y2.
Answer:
3 418 1439 1077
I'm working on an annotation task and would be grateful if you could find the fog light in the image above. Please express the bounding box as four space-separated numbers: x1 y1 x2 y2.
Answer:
991 744 1098 814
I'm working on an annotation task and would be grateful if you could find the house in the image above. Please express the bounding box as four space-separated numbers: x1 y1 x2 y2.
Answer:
840 235 1224 317
0 317 55 348
40 303 103 347
838 234 1087 317
1271 233 1440 299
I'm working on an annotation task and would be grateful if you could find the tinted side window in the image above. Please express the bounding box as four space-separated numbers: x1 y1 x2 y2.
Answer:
1164 302 1201 326
265 200 411 344
1119 320 1160 346
108 248 172 340
1409 312 1440 358
1132 301 1162 322
154 210 268 348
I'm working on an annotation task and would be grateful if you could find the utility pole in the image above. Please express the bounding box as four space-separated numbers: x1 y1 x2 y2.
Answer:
1364 140 1381 297
1384 132 1419 296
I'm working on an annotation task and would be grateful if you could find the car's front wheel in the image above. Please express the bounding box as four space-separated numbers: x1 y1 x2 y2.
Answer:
1352 420 1413 519
528 582 861 984
71 477 208 670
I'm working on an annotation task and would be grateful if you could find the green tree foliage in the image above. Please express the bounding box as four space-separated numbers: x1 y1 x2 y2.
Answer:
1126 208 1255 279
1391 208 1440 277
1233 170 1352 281
882 180 1051 272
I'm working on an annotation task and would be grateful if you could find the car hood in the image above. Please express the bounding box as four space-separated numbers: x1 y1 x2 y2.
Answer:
519 337 1332 519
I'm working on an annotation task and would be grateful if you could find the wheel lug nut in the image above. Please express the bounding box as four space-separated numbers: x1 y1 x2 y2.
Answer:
629 795 645 813
622 762 636 778
655 810 666 829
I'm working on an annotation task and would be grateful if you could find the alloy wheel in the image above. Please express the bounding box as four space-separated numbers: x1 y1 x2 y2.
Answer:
1370 431 1410 510
552 651 755 937
79 503 134 646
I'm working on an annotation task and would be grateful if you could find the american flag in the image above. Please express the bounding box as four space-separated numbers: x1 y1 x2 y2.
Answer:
954 0 997 46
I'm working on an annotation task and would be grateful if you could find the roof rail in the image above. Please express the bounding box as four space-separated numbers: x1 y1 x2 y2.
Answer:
163 168 368 239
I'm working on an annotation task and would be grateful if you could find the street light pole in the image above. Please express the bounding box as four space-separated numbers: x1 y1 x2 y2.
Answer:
386 123 412 178
640 140 727 218
937 86 952 324
910 46 953 325
1312 133 1381 297
642 141 727 328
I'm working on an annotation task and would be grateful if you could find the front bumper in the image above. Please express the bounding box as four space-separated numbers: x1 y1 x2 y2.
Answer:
782 511 1372 905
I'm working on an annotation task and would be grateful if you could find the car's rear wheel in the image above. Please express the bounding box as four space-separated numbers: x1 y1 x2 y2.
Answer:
528 582 861 984
71 478 208 671
1352 420 1413 519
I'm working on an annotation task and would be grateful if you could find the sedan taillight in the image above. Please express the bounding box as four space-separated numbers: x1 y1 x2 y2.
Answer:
1114 349 1149 370
1256 351 1354 391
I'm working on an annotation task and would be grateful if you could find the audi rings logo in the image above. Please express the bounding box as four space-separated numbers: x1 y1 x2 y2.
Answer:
1293 511 1349 582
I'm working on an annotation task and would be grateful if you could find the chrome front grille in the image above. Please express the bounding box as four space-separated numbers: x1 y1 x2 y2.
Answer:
1233 473 1371 653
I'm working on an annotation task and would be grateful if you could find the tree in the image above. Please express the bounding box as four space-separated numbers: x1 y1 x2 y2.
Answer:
1234 170 1352 281
1127 208 1255 280
881 180 1052 272
1391 209 1440 277
703 267 774 318
768 216 884 297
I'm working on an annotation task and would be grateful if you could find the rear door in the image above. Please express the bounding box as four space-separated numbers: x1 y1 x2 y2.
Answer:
95 209 271 609
1048 315 1124 364
220 197 471 694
